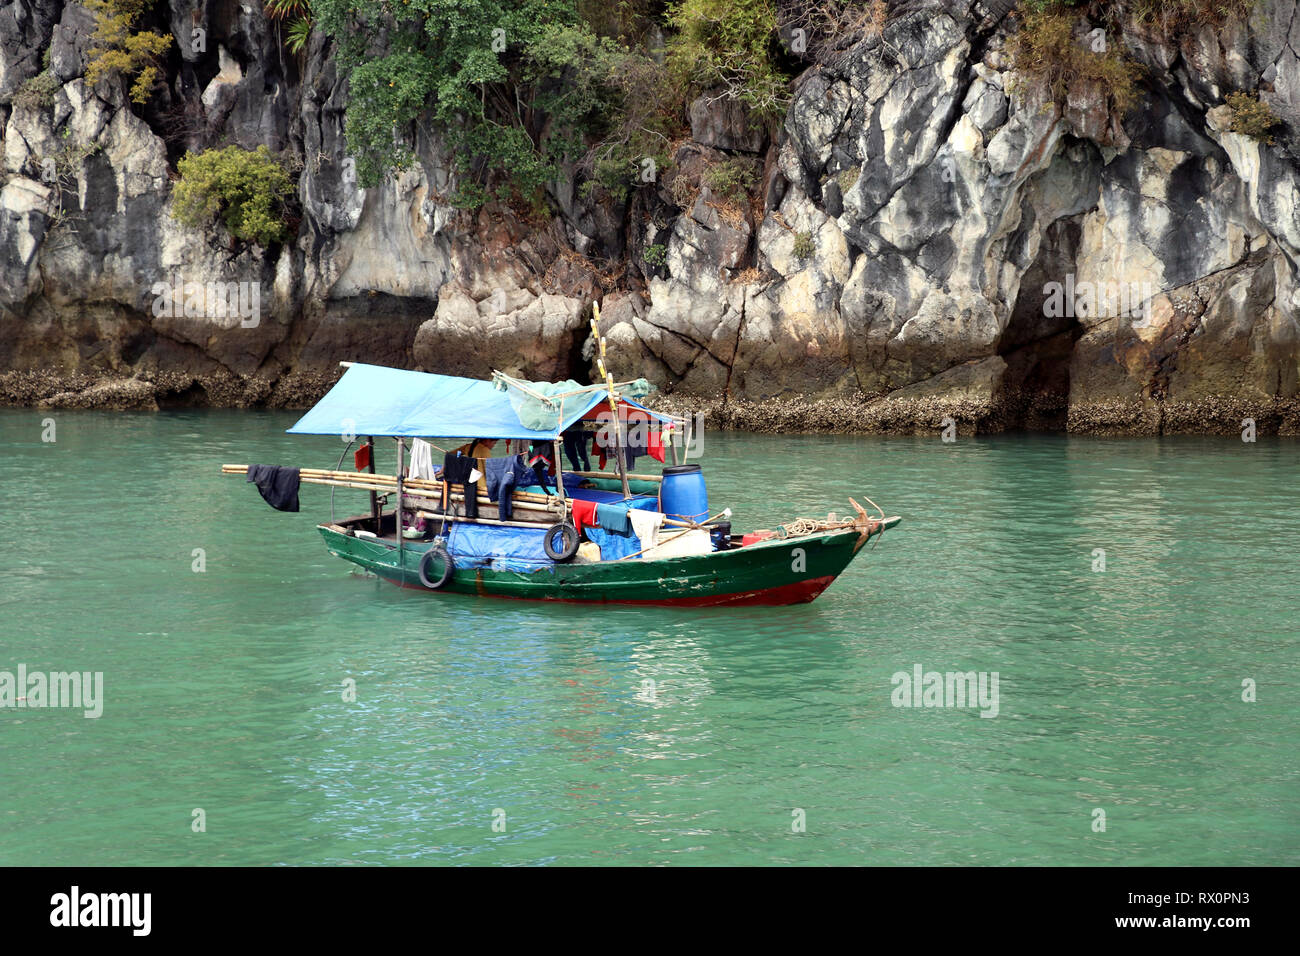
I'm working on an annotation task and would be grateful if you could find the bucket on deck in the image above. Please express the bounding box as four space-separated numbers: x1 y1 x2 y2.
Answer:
660 464 709 524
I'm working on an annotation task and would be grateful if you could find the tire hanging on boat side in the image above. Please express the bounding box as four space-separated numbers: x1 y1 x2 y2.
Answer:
418 542 454 589
544 522 580 562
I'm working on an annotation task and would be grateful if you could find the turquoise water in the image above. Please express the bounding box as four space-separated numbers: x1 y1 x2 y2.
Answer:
0 409 1296 865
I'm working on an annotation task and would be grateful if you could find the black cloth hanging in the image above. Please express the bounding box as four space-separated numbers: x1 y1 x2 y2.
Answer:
526 445 554 494
246 464 300 512
484 455 533 521
442 452 478 519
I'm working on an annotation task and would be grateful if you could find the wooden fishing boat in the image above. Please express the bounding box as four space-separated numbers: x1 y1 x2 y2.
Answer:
224 352 900 607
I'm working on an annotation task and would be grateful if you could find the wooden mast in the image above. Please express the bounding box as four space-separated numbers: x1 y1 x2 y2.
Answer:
366 436 379 533
395 437 405 562
591 304 631 498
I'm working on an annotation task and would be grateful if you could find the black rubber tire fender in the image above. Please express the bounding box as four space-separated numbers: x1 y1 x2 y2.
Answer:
418 542 454 589
544 522 580 562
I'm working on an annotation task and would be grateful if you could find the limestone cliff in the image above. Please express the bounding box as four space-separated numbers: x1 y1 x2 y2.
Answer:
1 0 1298 434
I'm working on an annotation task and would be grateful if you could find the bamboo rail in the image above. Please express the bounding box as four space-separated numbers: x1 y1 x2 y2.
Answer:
223 464 700 533
222 465 564 518
567 469 663 483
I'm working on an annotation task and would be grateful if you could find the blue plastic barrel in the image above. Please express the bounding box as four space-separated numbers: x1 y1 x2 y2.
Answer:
660 464 709 523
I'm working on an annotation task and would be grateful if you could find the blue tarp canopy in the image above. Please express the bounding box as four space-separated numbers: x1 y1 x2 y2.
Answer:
287 363 616 440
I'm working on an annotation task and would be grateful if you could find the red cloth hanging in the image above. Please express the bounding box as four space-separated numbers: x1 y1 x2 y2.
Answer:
570 499 598 536
647 428 666 463
354 443 371 471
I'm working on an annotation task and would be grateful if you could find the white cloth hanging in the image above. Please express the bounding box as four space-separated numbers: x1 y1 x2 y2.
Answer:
628 509 664 551
408 438 435 480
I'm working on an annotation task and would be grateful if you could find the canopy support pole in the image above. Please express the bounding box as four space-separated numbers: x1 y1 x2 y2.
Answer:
366 436 379 533
613 411 631 498
395 438 405 566
553 440 566 507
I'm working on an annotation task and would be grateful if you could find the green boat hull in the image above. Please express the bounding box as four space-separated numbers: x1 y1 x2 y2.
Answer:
317 519 898 607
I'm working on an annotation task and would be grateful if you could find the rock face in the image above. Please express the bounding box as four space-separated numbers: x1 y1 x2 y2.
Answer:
1 0 1298 432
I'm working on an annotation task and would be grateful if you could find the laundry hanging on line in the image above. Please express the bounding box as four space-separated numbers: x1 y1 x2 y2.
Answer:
408 438 436 481
570 498 598 536
441 452 478 519
246 464 300 512
484 455 535 521
628 509 664 550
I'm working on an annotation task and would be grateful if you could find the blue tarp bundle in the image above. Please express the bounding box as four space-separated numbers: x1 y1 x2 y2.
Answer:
287 363 674 440
446 522 553 574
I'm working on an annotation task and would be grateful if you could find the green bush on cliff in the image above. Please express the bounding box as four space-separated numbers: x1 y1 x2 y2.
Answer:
265 0 314 55
14 71 61 110
172 146 296 246
84 0 173 105
1226 91 1280 143
1125 0 1255 34
666 0 788 118
1012 1 1256 123
312 0 679 209
1008 7 1140 114
704 157 756 202
1022 0 1255 37
644 242 667 266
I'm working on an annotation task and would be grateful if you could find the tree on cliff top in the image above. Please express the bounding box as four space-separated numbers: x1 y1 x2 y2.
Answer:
312 1 650 200
311 1 687 207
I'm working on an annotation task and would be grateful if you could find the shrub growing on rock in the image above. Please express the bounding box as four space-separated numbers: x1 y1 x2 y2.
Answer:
1226 91 1280 143
14 71 61 110
265 0 314 55
172 146 296 246
1125 0 1255 36
704 158 756 202
1009 7 1140 115
84 0 172 105
792 230 814 259
666 0 789 117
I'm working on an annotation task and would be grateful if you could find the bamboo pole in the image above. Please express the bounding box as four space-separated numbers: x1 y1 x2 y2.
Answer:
413 510 547 530
566 469 663 483
223 466 562 521
366 436 379 533
616 508 732 561
591 304 631 499
222 465 560 506
553 440 566 505
611 412 631 498
396 438 405 563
